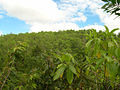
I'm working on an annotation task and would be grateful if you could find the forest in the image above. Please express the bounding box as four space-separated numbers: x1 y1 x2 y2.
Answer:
0 26 120 90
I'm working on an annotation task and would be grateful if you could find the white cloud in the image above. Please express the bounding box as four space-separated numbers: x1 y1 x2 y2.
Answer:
30 22 80 32
95 9 120 30
0 0 119 33
0 0 87 32
0 0 65 23
88 0 120 33
80 24 105 32
0 31 2 35
0 11 3 19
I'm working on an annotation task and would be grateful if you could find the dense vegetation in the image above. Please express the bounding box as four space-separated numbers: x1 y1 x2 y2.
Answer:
0 27 120 90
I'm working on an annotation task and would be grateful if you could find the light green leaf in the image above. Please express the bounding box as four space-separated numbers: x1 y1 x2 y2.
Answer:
107 63 118 76
30 75 33 80
69 64 77 75
86 67 90 75
57 64 63 69
108 41 114 47
86 39 93 48
19 86 23 90
62 53 71 64
32 83 37 89
53 64 66 81
66 69 73 84
86 56 90 63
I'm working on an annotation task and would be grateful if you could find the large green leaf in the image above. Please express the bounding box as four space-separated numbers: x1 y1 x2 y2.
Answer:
65 53 75 64
53 64 66 81
66 69 73 84
107 63 118 76
62 53 71 64
69 64 77 75
115 48 120 58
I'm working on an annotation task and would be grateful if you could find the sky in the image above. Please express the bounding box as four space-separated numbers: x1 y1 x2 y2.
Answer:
0 0 120 35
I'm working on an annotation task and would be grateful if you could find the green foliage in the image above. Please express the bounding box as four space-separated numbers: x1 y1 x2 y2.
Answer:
0 29 120 89
85 26 120 89
53 53 78 84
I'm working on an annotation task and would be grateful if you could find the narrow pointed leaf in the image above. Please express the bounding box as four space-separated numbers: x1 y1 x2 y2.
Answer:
110 28 119 34
86 39 93 48
104 25 109 34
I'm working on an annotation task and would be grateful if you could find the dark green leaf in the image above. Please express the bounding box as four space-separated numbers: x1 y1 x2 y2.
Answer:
53 64 66 81
110 28 119 34
66 69 73 84
115 48 120 58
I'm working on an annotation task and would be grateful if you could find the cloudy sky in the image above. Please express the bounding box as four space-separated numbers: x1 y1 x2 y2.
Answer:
0 0 120 35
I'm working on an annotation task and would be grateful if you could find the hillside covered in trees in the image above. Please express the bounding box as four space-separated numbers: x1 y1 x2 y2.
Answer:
0 28 120 90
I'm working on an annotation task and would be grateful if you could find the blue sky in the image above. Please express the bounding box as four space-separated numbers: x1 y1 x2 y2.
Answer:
0 14 29 34
0 0 119 35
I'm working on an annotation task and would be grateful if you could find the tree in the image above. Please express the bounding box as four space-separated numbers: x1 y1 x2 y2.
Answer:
102 0 120 16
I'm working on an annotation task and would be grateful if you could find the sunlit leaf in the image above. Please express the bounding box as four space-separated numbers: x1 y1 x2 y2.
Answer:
86 39 93 48
57 64 63 69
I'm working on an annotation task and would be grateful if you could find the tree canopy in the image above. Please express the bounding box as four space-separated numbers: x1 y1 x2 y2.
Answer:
0 29 120 89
